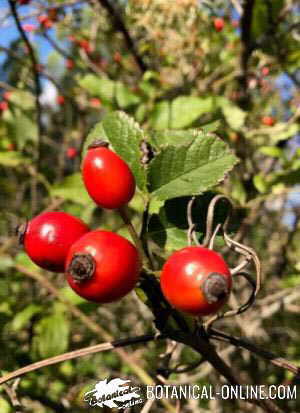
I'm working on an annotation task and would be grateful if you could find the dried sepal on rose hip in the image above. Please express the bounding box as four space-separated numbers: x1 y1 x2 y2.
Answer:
82 140 135 209
18 211 90 272
160 246 232 316
65 230 141 303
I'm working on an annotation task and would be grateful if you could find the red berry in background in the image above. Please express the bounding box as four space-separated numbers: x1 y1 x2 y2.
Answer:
213 17 225 32
261 116 276 126
18 0 31 4
82 141 136 209
65 59 74 70
261 66 270 76
66 147 78 159
7 142 16 151
3 91 12 100
160 246 232 316
22 24 37 33
113 51 122 63
0 101 8 112
19 212 90 272
78 39 92 54
65 230 140 303
89 97 101 108
56 95 65 105
38 15 53 29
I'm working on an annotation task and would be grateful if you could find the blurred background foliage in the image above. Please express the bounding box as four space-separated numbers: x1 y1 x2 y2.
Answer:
0 0 299 412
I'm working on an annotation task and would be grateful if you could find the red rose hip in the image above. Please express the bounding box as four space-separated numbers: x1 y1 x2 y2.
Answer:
261 116 276 126
82 141 135 209
160 246 232 316
19 212 89 272
213 17 225 32
65 230 140 303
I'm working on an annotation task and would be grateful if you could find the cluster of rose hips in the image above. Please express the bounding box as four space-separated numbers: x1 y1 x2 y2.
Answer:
19 141 232 316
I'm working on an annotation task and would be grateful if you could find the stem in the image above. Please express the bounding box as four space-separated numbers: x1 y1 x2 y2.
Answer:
118 206 150 268
8 0 43 167
14 264 154 386
95 0 147 72
0 334 164 386
210 328 300 376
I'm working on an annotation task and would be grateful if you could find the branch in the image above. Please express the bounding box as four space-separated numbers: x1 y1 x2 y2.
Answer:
42 31 72 60
14 264 154 387
240 0 256 74
210 328 300 376
8 0 43 166
95 0 147 72
238 0 256 106
0 334 164 386
187 333 285 413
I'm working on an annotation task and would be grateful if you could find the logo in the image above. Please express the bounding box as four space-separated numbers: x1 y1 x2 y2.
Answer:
84 378 144 409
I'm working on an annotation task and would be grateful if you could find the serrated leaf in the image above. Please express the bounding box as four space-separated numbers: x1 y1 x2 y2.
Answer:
101 111 147 191
32 312 70 358
171 96 213 129
50 173 91 205
82 122 108 159
149 129 201 148
148 132 238 202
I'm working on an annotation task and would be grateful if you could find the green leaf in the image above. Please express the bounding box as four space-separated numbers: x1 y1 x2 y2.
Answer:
149 129 200 148
280 274 300 289
148 132 238 202
101 111 147 191
259 146 283 158
253 174 268 193
78 74 115 102
171 96 213 129
116 82 140 108
149 101 171 130
148 196 227 252
200 120 220 133
32 312 70 358
270 123 299 143
50 173 91 205
220 99 247 130
251 0 284 40
0 151 30 167
11 304 41 331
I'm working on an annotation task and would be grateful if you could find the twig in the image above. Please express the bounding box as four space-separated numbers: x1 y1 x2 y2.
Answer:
95 0 147 72
14 264 154 387
210 328 300 376
239 0 256 105
2 379 23 413
8 0 43 166
42 31 72 60
0 334 164 386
